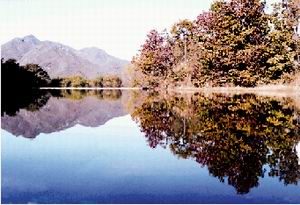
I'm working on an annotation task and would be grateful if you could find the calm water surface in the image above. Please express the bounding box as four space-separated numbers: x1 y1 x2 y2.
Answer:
1 90 300 203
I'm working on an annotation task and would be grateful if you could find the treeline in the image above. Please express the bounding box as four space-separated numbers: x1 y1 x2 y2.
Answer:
132 0 300 87
1 58 123 88
50 76 122 87
1 58 51 89
1 59 52 116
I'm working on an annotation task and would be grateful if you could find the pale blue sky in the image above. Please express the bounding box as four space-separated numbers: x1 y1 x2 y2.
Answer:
0 0 213 60
0 0 278 60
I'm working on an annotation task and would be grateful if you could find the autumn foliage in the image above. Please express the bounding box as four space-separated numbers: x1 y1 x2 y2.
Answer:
132 0 300 87
50 75 123 88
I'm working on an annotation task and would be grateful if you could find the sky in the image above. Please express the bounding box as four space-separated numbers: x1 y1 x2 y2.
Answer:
0 0 214 60
0 0 280 60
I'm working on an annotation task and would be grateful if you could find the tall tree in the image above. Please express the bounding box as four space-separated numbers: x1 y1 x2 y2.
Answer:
170 19 196 86
132 30 175 87
132 0 299 87
193 0 271 87
264 0 300 83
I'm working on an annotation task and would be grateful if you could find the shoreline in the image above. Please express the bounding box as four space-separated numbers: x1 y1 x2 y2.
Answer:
40 87 141 90
172 85 299 96
40 85 299 97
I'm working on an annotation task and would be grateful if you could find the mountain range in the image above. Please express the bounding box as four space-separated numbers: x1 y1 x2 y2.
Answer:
1 35 129 79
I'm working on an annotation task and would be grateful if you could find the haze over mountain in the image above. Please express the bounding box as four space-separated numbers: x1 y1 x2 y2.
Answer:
1 35 129 79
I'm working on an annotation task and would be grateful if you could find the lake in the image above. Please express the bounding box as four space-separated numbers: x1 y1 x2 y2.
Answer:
1 89 300 203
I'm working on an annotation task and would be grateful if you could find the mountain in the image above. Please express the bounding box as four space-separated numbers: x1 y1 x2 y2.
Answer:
77 47 128 73
1 35 129 79
1 35 41 60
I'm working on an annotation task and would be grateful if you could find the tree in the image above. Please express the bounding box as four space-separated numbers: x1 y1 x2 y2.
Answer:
23 64 51 86
170 19 194 64
1 58 51 88
132 29 175 87
132 0 299 87
170 19 196 86
1 59 51 116
102 76 123 87
192 0 272 87
264 0 300 84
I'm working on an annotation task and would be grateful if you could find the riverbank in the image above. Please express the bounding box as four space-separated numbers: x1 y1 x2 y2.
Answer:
40 87 141 90
173 85 299 97
40 84 299 96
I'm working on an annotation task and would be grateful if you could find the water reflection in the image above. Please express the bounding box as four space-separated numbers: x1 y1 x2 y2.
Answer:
1 89 51 117
53 89 122 101
1 89 123 117
1 90 300 203
1 89 125 138
131 92 300 194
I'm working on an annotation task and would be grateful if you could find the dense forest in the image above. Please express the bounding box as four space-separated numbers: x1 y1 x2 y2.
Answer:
131 0 300 88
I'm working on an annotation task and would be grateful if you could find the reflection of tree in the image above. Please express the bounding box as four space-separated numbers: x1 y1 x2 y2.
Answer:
1 89 123 117
1 89 51 117
1 58 52 116
53 89 122 101
131 93 300 194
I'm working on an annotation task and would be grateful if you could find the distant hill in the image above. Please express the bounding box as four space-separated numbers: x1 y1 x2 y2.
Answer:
1 35 129 79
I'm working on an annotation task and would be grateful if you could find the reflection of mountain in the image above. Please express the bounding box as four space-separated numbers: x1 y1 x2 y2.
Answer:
1 94 127 138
